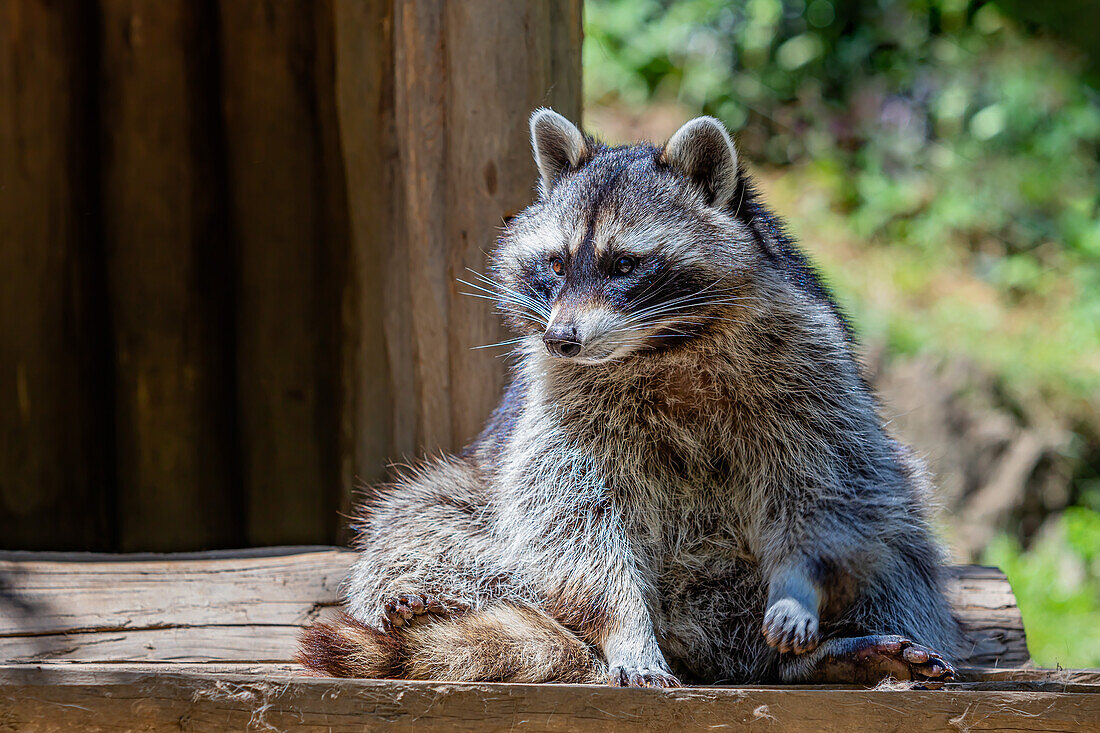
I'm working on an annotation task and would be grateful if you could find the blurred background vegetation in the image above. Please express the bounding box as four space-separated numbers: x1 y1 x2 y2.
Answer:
582 0 1100 668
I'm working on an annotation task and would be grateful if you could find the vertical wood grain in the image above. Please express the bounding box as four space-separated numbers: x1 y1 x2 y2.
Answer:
549 0 584 121
0 0 582 551
0 0 112 550
99 0 240 551
393 0 452 452
331 0 401 522
442 1 583 445
387 0 585 452
218 0 344 546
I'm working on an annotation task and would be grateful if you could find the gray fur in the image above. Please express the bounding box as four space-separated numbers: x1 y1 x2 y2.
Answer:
312 111 963 686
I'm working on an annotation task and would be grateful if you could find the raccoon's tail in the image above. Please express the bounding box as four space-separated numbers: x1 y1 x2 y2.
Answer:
297 603 607 683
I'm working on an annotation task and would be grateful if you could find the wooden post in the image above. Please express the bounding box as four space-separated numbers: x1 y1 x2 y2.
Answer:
335 0 585 497
99 0 241 551
0 0 112 550
442 0 583 444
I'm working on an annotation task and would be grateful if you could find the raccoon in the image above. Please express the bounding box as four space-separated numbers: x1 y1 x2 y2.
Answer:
298 109 964 686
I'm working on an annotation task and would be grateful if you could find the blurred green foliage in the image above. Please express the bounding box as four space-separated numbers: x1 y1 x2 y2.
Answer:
585 0 1100 668
585 0 1100 272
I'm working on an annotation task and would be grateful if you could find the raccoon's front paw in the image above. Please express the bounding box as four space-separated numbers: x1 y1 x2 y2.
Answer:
763 598 819 654
608 664 682 688
381 593 468 632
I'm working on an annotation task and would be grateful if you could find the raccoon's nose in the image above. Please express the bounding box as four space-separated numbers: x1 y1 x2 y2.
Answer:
543 326 582 358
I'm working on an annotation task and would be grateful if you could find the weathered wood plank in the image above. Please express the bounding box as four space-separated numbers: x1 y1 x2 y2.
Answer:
218 0 344 546
0 662 305 678
4 662 1096 687
386 0 587 453
0 547 352 637
0 549 1029 669
0 667 1096 732
0 0 111 551
0 548 350 663
960 666 1100 686
1 627 309 664
99 0 240 551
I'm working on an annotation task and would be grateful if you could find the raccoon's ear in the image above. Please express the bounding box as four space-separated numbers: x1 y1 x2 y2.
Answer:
661 116 739 209
530 108 587 193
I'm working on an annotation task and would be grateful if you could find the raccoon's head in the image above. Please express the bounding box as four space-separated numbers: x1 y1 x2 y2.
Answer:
487 109 758 365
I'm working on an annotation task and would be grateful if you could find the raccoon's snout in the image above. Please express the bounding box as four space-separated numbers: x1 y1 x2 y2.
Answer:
543 324 582 358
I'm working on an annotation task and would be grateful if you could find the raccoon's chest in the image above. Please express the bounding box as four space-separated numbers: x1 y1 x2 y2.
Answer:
558 368 759 559
609 456 756 571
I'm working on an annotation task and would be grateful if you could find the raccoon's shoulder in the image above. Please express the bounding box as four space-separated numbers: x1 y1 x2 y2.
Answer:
730 171 855 341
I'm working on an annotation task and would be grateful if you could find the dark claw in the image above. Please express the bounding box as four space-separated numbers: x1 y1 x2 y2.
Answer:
381 592 467 631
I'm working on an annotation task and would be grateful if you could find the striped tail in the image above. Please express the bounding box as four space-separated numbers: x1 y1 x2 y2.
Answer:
297 602 606 683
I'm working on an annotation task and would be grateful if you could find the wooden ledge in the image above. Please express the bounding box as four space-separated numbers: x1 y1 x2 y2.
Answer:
1 664 1098 732
0 547 1096 730
0 546 1029 667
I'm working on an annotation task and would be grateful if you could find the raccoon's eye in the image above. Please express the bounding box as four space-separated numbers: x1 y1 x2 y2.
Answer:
549 257 565 276
614 256 636 275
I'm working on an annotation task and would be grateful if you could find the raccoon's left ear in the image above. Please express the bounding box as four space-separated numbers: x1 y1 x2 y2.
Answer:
661 116 739 209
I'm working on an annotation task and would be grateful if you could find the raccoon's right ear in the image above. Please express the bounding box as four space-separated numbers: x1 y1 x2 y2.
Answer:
661 116 739 209
530 108 588 193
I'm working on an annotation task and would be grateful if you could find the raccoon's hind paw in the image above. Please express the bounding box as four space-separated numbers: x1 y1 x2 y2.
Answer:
381 593 469 631
855 636 956 685
608 665 682 688
762 598 820 655
803 635 957 687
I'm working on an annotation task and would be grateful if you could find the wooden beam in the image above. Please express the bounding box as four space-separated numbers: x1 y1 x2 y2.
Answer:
0 549 1030 668
0 547 348 663
442 0 584 444
4 662 1097 686
946 565 1030 667
393 0 452 452
0 547 349 637
4 662 1096 686
0 666 1096 732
